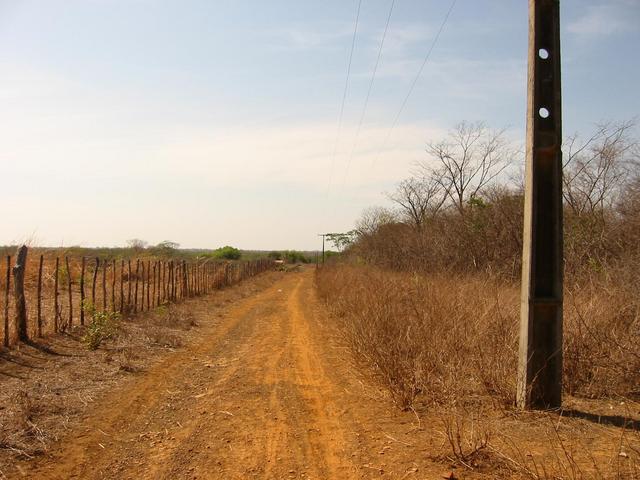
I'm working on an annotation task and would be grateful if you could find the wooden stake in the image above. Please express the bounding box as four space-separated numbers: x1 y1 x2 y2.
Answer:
134 260 140 314
92 257 99 308
80 257 86 325
65 256 73 329
54 257 59 333
111 259 116 313
127 260 132 312
102 259 107 311
152 262 157 308
140 261 145 312
37 254 43 337
120 260 125 313
4 255 11 347
146 260 151 310
12 246 28 342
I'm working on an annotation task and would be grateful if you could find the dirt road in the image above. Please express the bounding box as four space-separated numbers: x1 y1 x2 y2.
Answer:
14 269 446 480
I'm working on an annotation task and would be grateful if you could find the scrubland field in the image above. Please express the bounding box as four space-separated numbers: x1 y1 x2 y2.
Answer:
314 122 640 478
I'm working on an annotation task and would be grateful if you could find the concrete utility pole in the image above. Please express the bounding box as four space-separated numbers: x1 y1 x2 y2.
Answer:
518 0 564 409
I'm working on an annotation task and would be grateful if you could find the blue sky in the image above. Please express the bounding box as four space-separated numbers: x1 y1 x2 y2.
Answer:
1 0 638 250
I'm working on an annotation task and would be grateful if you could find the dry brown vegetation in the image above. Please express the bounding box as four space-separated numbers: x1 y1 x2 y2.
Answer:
315 121 640 477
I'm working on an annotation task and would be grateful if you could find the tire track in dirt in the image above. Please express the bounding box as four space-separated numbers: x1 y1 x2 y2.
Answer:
15 282 285 480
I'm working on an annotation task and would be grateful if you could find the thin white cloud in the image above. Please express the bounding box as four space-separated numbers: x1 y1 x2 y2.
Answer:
567 2 638 38
264 23 354 51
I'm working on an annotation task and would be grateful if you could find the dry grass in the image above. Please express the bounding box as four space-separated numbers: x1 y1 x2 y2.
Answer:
316 264 640 478
316 265 520 410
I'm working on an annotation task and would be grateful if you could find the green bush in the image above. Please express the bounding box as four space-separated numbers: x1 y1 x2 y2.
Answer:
82 302 119 350
283 250 310 264
211 246 241 260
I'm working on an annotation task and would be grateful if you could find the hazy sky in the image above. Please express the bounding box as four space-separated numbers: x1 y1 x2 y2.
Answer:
1 0 638 250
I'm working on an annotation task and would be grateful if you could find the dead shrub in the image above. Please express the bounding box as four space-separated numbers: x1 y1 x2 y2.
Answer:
436 406 494 470
152 305 198 330
145 327 183 348
0 389 46 458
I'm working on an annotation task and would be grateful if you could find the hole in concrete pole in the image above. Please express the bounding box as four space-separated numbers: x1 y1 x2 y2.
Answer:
538 48 549 59
539 107 550 118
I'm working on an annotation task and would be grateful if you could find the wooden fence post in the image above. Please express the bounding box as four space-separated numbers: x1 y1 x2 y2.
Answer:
152 262 157 308
157 261 161 305
53 257 59 333
134 260 140 314
183 261 188 299
127 260 132 312
37 254 43 337
146 260 151 310
4 255 11 347
92 257 99 308
175 262 179 300
111 259 116 313
162 261 166 303
171 261 175 301
140 261 145 312
65 256 73 328
80 257 86 325
102 259 107 311
120 260 124 313
12 246 28 342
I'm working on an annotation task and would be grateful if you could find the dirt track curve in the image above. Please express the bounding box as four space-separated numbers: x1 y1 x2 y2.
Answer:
13 269 447 480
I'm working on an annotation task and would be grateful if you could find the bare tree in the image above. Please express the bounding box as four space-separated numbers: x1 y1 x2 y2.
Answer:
126 238 148 251
387 176 446 230
355 207 396 236
423 121 511 213
563 120 637 215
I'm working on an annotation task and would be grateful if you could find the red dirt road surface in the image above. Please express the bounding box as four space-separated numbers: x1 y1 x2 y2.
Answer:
11 270 449 479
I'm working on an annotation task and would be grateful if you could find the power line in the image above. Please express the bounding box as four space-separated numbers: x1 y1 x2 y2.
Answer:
340 0 396 189
372 0 457 167
325 0 363 198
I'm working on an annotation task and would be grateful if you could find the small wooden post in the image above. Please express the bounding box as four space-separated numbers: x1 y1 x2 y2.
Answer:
4 255 11 347
172 261 176 301
111 259 116 313
102 259 107 311
133 260 140 314
152 262 157 308
53 257 59 333
146 260 151 310
167 262 171 301
120 260 125 313
175 262 180 300
92 257 99 308
127 260 132 312
37 254 44 337
80 257 86 325
65 256 73 328
12 246 28 342
157 261 161 305
140 261 145 312
162 261 166 303
183 261 188 299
